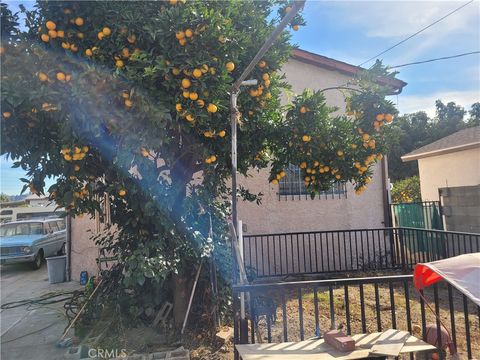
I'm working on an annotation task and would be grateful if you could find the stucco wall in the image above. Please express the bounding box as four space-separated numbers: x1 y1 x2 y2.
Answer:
238 163 385 234
418 147 480 201
70 215 101 280
281 59 350 112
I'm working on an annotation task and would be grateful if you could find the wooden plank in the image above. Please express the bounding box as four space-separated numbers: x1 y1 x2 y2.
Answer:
236 332 436 360
369 329 410 357
236 337 371 360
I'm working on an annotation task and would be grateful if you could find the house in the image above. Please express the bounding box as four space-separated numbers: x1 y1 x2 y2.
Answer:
69 49 407 280
238 49 406 235
23 193 52 207
401 126 480 232
0 193 63 223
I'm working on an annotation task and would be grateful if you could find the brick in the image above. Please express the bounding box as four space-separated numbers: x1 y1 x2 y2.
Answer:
324 330 355 352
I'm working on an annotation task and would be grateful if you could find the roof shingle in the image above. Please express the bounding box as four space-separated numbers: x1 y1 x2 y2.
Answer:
402 126 480 161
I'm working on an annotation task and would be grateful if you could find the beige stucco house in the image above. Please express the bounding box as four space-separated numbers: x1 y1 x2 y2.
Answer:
238 50 406 235
69 49 406 280
401 126 480 201
402 126 480 233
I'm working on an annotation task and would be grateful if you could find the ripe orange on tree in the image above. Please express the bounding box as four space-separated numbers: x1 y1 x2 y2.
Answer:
207 103 217 113
74 17 84 26
102 27 111 36
46 21 56 30
193 69 202 78
56 72 66 81
38 72 48 81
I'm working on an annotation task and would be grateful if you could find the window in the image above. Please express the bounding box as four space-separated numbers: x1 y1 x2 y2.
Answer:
0 222 43 236
278 164 347 200
30 223 43 234
43 222 51 234
47 221 59 232
56 220 66 230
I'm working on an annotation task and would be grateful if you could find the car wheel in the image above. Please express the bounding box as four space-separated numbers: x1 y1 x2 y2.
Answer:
57 243 66 256
32 250 44 270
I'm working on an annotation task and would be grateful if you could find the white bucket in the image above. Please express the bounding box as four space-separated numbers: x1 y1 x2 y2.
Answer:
45 255 66 284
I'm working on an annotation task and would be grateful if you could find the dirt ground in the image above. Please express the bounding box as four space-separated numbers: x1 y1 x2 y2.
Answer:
252 282 479 359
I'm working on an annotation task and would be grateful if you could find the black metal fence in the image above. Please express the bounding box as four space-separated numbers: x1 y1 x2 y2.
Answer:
233 275 480 359
243 227 480 279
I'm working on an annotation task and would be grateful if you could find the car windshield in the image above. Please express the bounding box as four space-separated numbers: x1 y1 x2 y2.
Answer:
0 223 43 236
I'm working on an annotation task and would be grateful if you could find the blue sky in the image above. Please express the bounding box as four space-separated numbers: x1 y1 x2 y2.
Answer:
292 0 479 116
1 1 479 194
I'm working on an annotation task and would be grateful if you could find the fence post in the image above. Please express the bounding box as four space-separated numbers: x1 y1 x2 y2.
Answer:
388 227 396 268
238 221 249 344
399 228 407 272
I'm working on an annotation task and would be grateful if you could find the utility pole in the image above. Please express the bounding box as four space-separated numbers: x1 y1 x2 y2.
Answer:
229 0 306 348
230 0 306 234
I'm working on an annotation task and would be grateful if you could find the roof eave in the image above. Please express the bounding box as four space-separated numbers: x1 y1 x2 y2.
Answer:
401 142 480 162
292 49 407 93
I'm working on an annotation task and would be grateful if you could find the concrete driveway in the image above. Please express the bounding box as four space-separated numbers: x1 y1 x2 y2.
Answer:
1 262 81 360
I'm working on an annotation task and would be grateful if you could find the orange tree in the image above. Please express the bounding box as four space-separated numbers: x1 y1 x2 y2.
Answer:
1 1 397 328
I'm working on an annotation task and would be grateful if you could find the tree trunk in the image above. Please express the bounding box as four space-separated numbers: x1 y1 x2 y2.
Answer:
173 273 190 330
170 158 196 331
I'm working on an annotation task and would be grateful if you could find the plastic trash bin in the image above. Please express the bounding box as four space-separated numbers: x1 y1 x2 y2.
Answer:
45 255 66 284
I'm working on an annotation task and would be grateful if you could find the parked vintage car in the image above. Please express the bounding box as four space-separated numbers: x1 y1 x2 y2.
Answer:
0 218 66 269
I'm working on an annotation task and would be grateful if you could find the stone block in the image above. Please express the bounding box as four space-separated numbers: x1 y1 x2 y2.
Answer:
65 345 90 359
64 346 81 360
127 355 150 360
168 348 189 360
216 327 234 344
151 351 168 359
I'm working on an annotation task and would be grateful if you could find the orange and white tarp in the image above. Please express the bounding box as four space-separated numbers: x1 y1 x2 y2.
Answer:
414 253 480 306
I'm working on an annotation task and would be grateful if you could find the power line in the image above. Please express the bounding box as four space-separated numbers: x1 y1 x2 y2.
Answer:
390 51 480 69
358 0 475 67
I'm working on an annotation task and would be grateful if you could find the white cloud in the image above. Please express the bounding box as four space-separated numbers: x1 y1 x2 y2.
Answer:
322 1 479 64
396 89 480 116
328 1 478 38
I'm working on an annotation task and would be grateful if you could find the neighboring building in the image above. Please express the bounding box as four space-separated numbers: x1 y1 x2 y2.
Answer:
69 49 407 280
0 193 64 223
401 126 480 201
23 193 52 207
402 126 480 233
